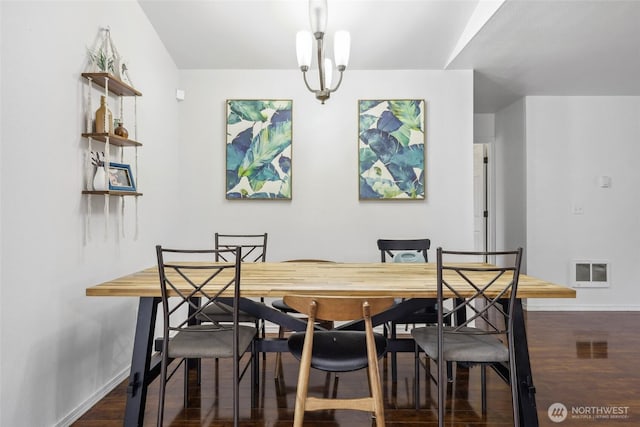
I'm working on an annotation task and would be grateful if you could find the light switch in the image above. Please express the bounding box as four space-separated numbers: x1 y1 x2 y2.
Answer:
598 176 611 188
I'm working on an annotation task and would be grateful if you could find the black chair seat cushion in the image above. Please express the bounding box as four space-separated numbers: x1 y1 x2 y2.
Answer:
288 330 387 372
272 298 298 313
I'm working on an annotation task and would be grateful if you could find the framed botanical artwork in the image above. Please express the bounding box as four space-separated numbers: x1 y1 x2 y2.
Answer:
225 100 292 199
107 162 136 192
358 99 425 199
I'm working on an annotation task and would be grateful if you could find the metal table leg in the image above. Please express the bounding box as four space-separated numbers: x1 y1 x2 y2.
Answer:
124 297 161 427
512 299 539 427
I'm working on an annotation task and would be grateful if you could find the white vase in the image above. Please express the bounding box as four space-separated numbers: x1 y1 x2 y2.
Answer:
93 167 108 191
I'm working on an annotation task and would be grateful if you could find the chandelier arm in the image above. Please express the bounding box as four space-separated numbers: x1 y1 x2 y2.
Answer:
301 69 318 93
328 69 345 93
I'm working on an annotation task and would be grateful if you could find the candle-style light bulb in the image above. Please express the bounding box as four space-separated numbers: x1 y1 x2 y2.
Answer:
309 0 327 35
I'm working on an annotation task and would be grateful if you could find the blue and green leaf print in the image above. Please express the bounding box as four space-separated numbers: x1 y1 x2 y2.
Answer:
226 100 292 199
358 100 425 199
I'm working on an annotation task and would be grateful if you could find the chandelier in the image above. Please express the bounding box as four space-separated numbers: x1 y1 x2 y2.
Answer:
296 0 350 104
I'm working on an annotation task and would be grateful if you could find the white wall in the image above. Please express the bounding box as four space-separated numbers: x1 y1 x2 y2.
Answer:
0 1 180 426
474 113 495 144
0 2 3 421
1 4 476 426
176 70 476 260
525 96 640 310
494 99 527 269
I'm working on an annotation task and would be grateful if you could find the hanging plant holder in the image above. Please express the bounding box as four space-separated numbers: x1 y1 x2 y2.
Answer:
86 27 133 86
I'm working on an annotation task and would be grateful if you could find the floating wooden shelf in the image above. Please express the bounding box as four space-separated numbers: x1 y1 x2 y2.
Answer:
82 133 142 147
81 66 143 240
82 190 143 197
81 72 142 97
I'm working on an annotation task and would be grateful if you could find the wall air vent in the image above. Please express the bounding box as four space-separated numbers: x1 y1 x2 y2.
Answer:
571 260 610 288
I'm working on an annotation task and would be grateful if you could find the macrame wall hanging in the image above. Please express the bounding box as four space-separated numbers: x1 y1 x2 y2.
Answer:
86 27 134 86
84 27 140 243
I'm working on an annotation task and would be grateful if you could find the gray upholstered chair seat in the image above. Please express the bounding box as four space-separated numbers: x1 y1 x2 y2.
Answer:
168 324 257 359
411 326 508 362
196 302 258 323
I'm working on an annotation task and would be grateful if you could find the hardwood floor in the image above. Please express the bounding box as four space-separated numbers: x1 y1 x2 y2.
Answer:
73 311 640 426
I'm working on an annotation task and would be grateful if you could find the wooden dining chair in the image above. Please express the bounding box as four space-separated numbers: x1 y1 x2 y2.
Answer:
284 295 394 427
411 247 523 427
271 259 335 379
155 245 257 427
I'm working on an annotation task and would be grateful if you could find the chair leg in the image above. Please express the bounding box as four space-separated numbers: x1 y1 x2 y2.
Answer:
369 360 386 427
157 356 168 427
365 323 385 426
481 364 487 414
329 374 340 417
257 316 266 361
414 344 420 410
391 322 398 383
233 349 240 426
251 341 258 408
425 356 431 404
196 358 201 385
509 354 520 426
274 325 285 379
321 372 338 398
437 358 446 427
183 359 189 408
444 316 453 382
293 326 313 427
293 360 310 427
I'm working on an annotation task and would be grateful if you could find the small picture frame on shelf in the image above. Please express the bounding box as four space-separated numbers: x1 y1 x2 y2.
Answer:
108 162 136 192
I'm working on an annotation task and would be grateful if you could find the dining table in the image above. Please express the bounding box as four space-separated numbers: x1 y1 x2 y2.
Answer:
86 261 576 427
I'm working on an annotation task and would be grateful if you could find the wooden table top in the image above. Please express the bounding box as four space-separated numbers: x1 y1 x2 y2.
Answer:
85 262 576 299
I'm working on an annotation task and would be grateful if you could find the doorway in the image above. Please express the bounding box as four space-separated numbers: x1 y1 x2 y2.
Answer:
473 143 493 259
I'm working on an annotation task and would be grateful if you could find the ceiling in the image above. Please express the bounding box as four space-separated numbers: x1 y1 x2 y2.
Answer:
138 0 640 113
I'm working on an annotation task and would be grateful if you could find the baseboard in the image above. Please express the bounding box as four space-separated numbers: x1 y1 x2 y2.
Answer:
264 323 280 334
524 302 640 311
55 366 130 427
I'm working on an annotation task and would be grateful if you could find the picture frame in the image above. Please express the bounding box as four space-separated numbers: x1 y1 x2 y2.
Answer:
358 99 425 200
225 99 293 200
107 162 136 192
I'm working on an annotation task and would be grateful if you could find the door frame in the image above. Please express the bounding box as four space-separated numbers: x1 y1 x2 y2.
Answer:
473 142 496 262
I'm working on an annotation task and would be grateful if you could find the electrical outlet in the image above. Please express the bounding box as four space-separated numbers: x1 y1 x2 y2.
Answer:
571 204 584 215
